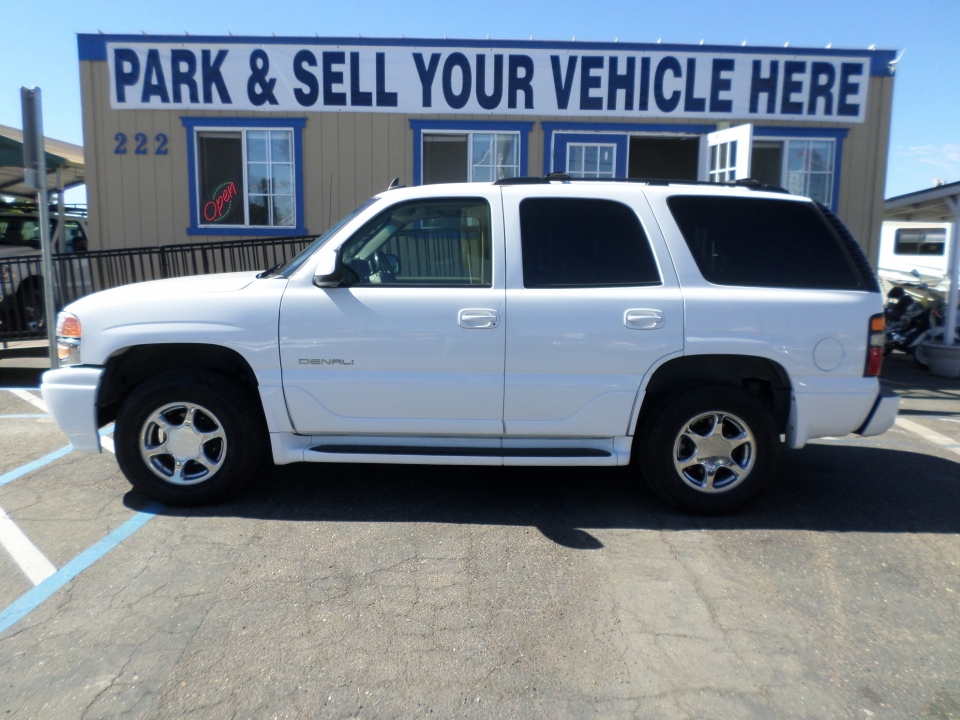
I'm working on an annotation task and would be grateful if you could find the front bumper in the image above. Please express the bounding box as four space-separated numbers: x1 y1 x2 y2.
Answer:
40 366 104 453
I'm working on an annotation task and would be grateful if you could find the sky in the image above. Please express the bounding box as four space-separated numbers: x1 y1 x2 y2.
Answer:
2 0 957 204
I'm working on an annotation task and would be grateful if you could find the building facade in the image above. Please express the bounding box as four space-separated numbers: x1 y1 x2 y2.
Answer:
77 34 896 262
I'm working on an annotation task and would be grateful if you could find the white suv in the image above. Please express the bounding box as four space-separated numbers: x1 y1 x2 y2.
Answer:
41 179 899 513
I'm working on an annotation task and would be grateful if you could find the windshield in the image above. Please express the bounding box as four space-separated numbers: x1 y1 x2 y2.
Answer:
260 197 381 278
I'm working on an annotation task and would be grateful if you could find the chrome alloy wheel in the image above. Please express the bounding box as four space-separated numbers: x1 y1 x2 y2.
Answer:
672 411 756 493
139 402 227 485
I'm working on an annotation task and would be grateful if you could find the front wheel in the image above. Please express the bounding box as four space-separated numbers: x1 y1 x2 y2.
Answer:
637 386 780 514
115 370 268 506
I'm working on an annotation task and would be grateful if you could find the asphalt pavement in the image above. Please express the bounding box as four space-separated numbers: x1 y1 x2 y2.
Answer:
0 352 958 719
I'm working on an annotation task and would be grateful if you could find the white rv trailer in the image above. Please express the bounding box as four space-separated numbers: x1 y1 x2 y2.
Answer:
877 220 953 291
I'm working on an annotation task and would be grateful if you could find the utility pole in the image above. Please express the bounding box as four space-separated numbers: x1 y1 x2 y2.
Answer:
20 87 58 369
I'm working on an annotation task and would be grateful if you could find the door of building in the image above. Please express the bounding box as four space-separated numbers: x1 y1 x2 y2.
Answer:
628 136 701 181
703 124 754 182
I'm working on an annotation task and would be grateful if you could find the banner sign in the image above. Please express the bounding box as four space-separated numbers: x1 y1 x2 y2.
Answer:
106 42 870 122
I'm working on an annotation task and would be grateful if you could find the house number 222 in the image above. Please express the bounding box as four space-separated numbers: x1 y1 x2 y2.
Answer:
114 132 168 155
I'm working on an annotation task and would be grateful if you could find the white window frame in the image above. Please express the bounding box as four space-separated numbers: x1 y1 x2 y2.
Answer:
420 130 521 183
566 143 617 179
754 136 837 206
192 126 297 229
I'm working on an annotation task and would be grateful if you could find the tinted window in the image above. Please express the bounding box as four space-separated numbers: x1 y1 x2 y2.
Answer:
0 218 41 249
519 198 661 288
667 196 861 290
894 228 946 256
341 198 492 286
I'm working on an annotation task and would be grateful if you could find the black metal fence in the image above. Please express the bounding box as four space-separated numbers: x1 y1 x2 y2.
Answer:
0 235 316 341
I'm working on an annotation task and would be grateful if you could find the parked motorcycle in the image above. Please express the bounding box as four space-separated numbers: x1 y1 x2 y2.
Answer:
883 283 935 356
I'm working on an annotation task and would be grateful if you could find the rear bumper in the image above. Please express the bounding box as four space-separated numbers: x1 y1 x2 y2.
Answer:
856 388 901 437
40 366 104 453
786 378 899 449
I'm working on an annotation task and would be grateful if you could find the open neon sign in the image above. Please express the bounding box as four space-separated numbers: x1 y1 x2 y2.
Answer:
203 181 238 222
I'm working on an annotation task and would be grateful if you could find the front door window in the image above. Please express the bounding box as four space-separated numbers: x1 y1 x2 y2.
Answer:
340 198 492 286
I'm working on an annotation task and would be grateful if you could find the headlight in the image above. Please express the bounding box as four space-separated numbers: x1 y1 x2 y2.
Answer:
56 312 82 366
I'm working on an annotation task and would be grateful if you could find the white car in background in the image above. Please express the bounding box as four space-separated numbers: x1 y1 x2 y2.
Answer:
0 211 89 334
40 178 899 514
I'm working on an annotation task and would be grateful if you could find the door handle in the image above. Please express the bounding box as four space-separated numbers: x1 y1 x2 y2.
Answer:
459 308 500 329
624 308 664 330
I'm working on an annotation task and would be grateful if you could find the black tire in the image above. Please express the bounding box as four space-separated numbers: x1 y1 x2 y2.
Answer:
114 370 268 506
637 385 780 514
14 277 45 332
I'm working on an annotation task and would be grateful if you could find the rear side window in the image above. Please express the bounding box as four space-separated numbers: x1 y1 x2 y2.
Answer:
519 198 661 288
667 196 862 290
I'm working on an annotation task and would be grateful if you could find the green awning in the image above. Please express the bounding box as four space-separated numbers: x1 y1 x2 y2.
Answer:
0 134 71 169
0 124 84 198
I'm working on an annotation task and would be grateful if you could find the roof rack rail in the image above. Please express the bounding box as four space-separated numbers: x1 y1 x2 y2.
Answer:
492 175 790 194
493 176 551 185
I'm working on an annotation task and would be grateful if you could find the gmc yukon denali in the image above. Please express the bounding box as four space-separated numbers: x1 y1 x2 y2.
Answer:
40 179 900 513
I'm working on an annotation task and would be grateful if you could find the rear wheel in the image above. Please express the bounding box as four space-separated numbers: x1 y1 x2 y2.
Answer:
637 386 779 514
115 370 267 506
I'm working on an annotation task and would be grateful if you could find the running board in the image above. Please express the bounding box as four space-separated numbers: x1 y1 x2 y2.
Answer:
310 444 611 458
270 433 633 467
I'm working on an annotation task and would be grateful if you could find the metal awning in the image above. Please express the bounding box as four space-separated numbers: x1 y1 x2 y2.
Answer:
885 181 960 348
885 180 960 223
0 123 84 198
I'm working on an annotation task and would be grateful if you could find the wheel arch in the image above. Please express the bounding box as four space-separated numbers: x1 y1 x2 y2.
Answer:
97 343 262 427
634 354 793 436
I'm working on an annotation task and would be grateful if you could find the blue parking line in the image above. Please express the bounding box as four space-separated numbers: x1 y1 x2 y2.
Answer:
0 424 116 488
0 446 73 487
0 503 164 635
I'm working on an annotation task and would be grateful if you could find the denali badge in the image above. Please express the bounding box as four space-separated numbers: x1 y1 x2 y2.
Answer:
299 358 355 365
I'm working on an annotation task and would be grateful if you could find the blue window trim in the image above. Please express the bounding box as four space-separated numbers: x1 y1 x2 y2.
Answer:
753 126 848 211
409 120 534 186
542 121 716 177
180 116 307 237
79 35 897 77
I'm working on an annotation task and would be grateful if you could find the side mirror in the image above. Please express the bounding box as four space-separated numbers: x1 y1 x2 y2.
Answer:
313 246 359 288
383 253 400 274
313 246 344 287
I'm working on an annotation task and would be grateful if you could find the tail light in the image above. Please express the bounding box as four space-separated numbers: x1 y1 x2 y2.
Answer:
865 314 885 376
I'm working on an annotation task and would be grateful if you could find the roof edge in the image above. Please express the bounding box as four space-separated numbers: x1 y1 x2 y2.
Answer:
885 180 960 210
76 33 898 76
